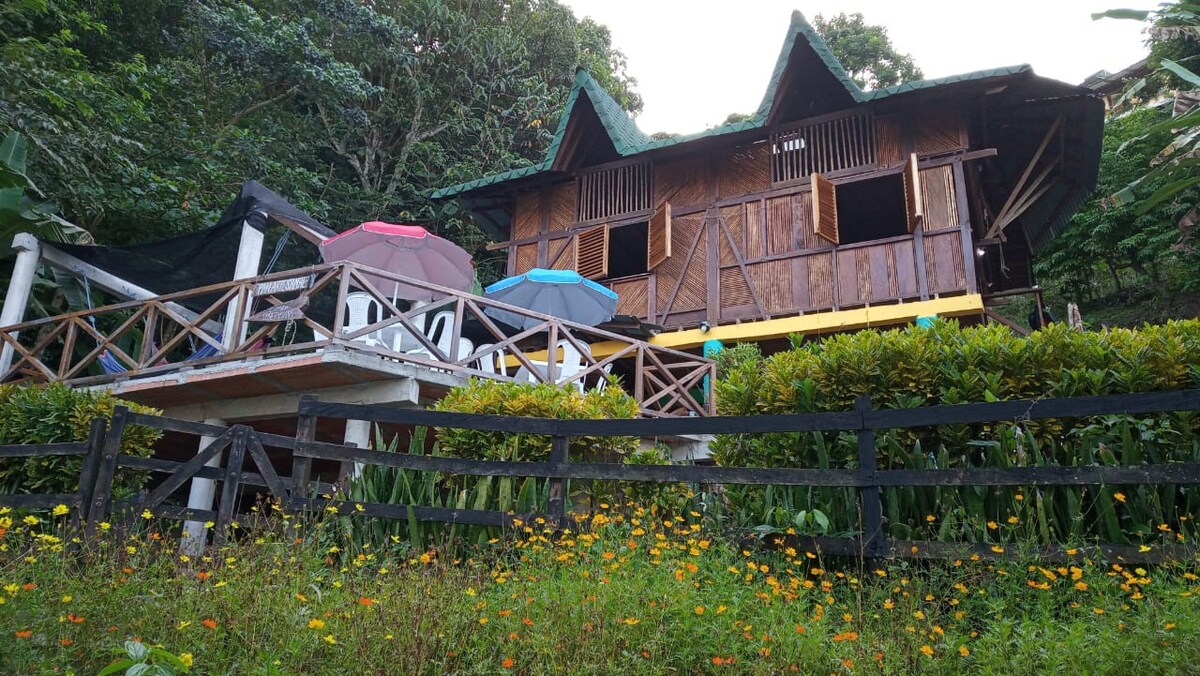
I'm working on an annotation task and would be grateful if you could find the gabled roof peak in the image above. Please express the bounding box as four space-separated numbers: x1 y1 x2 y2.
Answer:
541 69 650 170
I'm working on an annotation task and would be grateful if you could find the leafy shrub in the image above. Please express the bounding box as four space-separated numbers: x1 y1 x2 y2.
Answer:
433 378 639 461
711 319 1200 544
0 383 162 498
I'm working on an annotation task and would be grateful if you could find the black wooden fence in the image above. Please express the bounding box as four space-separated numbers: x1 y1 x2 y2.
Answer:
3 389 1200 563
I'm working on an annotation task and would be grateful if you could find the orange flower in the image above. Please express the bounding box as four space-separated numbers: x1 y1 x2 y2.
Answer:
196 572 210 581
358 596 375 607
66 614 84 624
14 630 32 639
201 618 218 629
522 617 533 626
21 582 36 591
59 638 74 647
501 657 514 669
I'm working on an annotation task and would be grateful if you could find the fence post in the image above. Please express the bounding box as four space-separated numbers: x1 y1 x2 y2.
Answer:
290 395 319 510
72 417 108 531
86 406 128 536
213 425 249 546
548 434 570 527
856 395 884 559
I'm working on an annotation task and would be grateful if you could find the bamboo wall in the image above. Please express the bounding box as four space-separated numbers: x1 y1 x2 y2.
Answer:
505 102 976 329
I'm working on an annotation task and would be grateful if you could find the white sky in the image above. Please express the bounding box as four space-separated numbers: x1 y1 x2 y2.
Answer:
562 1 1150 135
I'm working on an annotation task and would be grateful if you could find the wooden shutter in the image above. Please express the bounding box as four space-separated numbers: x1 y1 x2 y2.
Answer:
903 153 924 232
575 224 609 279
647 201 672 270
811 173 839 245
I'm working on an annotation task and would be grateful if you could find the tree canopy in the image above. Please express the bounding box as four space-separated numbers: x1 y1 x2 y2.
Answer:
0 0 640 283
812 12 923 90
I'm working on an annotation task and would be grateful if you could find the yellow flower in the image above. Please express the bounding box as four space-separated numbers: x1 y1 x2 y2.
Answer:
355 503 365 512
180 653 194 668
987 521 998 530
61 595 72 603
620 617 640 626
141 509 154 520
1139 545 1152 553
694 605 705 615
1075 582 1089 591
22 515 39 526
958 645 970 657
991 546 1005 554
322 634 337 645
99 522 111 532
51 504 70 517
307 619 326 630
920 645 934 657
1113 492 1126 503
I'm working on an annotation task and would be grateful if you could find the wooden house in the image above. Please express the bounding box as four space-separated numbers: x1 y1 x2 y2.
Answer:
433 11 1104 350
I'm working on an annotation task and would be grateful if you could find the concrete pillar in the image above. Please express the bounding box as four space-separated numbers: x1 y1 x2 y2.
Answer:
180 417 226 554
222 219 265 349
0 233 42 374
342 418 372 480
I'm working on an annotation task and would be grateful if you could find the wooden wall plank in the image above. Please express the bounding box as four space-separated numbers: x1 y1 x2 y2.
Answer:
513 192 541 240
548 183 577 232
654 158 708 208
836 248 860 306
893 239 919 298
920 165 959 231
610 277 650 318
746 200 766 259
808 252 835 309
766 196 794 255
875 114 903 167
514 243 538 275
718 144 771 199
914 107 967 156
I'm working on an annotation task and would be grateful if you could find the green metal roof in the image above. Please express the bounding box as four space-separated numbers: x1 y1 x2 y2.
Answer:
432 12 1066 202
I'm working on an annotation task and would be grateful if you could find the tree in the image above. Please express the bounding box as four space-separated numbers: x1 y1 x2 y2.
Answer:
0 0 640 286
1095 4 1199 252
1034 107 1186 297
812 13 923 90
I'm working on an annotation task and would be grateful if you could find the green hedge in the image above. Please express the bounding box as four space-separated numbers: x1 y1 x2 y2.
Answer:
711 320 1200 545
0 383 162 499
433 378 639 461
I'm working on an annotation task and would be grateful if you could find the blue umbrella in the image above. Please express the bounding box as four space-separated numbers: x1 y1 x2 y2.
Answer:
484 268 618 330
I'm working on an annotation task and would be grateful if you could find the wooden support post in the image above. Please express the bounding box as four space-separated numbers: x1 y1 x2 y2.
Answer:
341 419 371 482
290 395 319 509
213 425 249 546
0 233 41 375
86 406 127 536
181 417 226 553
855 395 883 559
548 435 569 527
73 417 108 532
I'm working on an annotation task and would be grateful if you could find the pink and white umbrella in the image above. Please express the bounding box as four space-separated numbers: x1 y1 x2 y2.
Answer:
319 221 474 302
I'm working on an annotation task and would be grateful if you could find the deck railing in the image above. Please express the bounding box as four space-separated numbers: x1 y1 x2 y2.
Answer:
0 262 714 417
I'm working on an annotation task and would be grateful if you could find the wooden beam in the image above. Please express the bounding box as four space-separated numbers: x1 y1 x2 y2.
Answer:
985 115 1063 239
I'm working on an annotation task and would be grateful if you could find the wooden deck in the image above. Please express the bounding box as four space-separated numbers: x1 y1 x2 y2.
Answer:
0 262 715 417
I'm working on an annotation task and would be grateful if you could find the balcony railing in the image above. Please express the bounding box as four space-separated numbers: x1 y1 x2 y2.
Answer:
0 262 714 417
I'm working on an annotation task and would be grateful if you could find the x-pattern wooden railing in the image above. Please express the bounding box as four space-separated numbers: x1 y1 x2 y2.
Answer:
0 262 714 417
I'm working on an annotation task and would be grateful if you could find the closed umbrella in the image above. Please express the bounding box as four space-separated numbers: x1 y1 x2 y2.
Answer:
484 268 618 330
319 221 473 302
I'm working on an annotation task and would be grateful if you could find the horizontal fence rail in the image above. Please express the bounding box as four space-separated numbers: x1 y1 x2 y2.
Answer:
4 389 1200 564
292 390 1200 563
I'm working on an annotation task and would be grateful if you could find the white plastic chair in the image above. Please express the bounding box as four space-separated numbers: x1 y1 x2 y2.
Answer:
343 292 386 348
472 343 506 375
406 310 473 364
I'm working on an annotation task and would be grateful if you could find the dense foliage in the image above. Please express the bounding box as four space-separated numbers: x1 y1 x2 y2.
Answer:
712 320 1200 543
2 508 1200 673
0 0 640 284
0 383 160 497
433 378 638 462
1034 2 1199 319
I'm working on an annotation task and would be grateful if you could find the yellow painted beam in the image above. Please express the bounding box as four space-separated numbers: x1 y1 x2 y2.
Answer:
583 295 984 357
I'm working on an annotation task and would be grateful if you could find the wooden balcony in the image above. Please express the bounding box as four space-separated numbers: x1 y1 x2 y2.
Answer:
0 262 714 418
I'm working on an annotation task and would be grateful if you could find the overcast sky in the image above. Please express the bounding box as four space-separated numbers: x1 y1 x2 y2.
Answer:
561 1 1150 135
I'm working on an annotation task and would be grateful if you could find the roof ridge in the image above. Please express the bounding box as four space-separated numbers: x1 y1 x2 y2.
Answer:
754 10 865 121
